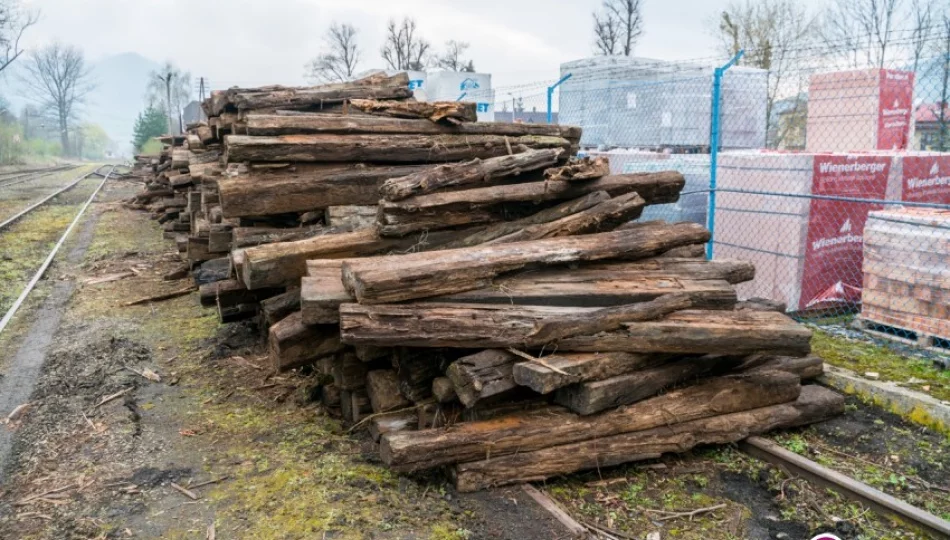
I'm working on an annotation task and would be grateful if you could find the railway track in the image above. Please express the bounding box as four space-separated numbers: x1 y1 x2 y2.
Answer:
0 166 104 232
741 436 950 538
0 164 78 190
0 165 116 335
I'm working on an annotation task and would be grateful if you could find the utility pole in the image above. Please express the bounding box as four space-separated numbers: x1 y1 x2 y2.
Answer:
156 71 174 135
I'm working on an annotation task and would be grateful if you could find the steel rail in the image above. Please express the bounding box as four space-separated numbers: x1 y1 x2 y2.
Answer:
0 165 115 336
740 436 950 539
0 168 98 232
0 165 77 189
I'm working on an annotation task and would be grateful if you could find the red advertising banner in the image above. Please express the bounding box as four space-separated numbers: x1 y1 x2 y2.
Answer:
901 155 950 204
877 69 915 150
800 155 892 309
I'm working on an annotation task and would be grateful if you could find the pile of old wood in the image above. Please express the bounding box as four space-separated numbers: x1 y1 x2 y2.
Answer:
127 73 843 491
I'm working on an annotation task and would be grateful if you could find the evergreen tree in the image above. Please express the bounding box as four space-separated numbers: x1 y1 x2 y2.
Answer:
131 106 167 151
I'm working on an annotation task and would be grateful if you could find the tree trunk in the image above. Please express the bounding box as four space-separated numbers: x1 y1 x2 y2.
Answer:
341 221 711 304
451 385 844 491
380 149 563 201
376 172 684 237
379 371 802 471
224 134 573 164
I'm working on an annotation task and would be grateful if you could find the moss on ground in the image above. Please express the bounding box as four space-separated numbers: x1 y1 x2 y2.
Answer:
62 204 465 539
811 330 950 402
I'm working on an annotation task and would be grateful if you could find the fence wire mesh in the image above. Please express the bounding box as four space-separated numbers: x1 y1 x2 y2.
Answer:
468 32 950 351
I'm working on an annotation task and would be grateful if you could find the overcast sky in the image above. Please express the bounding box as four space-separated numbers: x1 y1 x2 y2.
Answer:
21 0 827 94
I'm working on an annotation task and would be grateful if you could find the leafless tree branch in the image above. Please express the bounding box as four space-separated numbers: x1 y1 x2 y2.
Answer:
381 17 430 71
306 22 361 83
436 40 475 72
19 42 94 155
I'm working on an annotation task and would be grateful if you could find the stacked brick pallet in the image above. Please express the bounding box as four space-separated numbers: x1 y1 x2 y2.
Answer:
860 207 950 350
128 74 843 491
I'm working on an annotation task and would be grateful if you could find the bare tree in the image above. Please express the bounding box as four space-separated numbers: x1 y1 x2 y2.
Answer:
146 62 191 135
20 43 93 155
711 0 815 146
381 17 430 71
305 22 361 83
593 11 621 55
936 13 950 150
0 0 38 74
591 0 644 56
821 0 905 68
909 0 935 71
436 40 475 72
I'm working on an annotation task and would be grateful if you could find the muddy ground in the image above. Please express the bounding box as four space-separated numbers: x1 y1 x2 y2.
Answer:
0 177 948 539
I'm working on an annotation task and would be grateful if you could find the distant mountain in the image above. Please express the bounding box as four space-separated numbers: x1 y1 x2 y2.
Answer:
0 51 162 156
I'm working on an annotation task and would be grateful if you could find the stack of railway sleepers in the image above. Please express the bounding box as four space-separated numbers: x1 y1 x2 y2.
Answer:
126 74 844 492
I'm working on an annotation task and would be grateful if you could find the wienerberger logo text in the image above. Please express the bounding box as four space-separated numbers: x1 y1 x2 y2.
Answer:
818 161 888 174
907 161 950 189
813 219 862 250
883 99 909 116
885 71 909 80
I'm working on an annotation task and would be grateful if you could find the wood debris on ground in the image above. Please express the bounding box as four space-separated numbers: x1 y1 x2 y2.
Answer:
124 73 844 491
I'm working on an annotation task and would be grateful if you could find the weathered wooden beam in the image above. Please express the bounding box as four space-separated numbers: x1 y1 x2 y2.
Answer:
379 371 802 471
376 172 684 237
244 113 582 141
451 385 844 491
268 312 344 371
223 133 573 164
341 221 711 304
380 149 563 201
340 305 811 355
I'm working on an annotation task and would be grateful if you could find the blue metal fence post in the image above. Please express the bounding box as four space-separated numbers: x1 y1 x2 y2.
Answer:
546 73 572 124
706 50 744 260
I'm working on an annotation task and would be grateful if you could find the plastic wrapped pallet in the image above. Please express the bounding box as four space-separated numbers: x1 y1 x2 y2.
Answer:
805 69 914 153
714 151 894 312
559 56 767 149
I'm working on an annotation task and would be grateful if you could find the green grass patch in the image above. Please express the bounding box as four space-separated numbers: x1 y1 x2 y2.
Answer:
811 330 950 401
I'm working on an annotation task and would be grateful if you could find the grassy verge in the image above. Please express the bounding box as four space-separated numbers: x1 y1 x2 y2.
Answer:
812 330 950 402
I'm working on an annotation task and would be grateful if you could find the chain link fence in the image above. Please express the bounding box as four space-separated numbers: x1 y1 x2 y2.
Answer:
467 34 950 354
